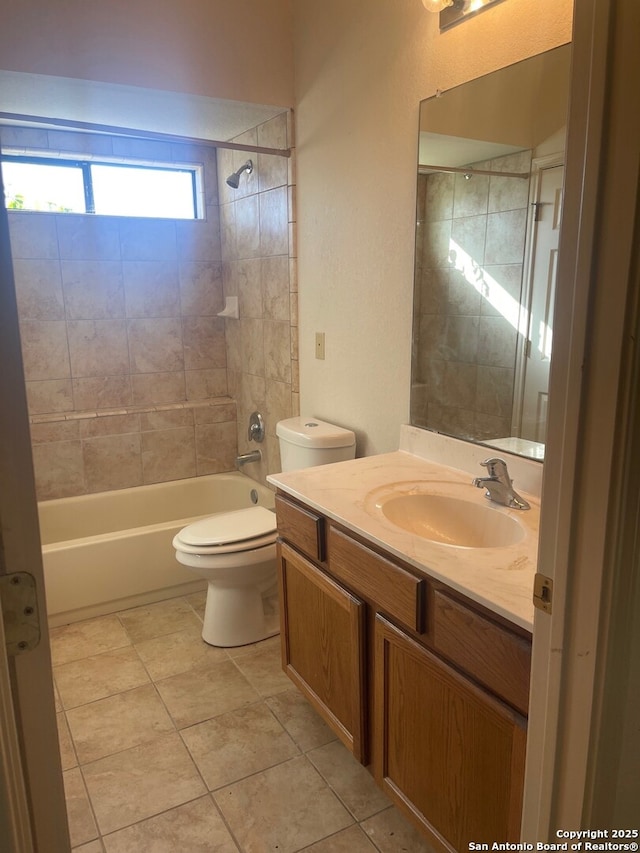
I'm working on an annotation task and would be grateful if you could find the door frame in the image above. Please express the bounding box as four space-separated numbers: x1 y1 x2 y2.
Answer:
523 0 640 835
0 157 71 851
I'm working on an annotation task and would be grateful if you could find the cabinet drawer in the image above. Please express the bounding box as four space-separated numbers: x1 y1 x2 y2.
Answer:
275 494 326 563
432 589 531 715
329 526 426 633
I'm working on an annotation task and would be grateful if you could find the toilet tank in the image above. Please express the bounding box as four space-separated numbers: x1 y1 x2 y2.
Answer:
276 417 356 472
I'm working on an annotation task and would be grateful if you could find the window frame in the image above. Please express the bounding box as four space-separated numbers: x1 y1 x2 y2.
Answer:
1 153 201 219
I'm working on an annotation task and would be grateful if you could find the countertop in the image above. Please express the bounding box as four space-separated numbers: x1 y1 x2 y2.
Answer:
268 450 539 632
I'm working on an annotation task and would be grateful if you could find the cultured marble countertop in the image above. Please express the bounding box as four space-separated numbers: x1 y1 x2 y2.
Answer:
268 450 539 633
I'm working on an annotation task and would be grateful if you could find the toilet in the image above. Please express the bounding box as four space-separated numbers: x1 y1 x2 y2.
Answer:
172 417 356 647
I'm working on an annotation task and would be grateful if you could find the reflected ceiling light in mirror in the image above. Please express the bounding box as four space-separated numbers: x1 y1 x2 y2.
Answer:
421 0 454 11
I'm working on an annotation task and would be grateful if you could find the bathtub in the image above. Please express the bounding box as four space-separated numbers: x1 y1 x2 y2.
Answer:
38 472 275 627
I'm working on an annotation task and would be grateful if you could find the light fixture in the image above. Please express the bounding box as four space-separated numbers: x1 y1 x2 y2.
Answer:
421 0 453 11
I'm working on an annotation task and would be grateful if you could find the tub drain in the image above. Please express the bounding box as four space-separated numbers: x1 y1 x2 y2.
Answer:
250 489 259 504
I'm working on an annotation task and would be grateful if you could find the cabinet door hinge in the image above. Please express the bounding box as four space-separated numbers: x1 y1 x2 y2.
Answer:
0 573 41 656
533 572 553 614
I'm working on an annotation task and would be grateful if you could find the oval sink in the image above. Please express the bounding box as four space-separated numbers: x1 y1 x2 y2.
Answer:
379 493 525 548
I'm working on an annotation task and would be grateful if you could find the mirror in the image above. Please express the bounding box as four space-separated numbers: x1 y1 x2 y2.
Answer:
410 44 572 461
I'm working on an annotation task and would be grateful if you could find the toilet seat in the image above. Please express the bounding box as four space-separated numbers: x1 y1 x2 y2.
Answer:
173 506 277 556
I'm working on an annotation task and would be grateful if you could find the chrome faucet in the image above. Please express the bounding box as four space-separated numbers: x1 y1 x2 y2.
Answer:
236 449 261 468
472 457 530 510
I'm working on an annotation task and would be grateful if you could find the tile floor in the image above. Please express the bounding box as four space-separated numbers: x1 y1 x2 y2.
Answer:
51 592 434 853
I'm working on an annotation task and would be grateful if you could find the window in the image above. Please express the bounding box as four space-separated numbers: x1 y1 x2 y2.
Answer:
1 155 200 219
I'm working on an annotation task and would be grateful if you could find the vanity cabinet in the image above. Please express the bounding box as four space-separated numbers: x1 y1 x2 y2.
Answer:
275 492 531 852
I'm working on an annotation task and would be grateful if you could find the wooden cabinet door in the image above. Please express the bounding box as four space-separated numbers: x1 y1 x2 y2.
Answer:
374 615 526 853
278 541 367 762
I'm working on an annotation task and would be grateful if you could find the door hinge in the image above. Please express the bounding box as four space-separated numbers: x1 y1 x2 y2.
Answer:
533 572 553 614
0 572 41 656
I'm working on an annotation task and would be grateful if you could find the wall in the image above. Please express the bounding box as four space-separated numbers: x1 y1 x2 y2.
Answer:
0 0 293 108
4 125 236 500
217 112 299 484
292 0 574 456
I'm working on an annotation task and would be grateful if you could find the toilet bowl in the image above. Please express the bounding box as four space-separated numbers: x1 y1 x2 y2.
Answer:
173 417 356 647
172 506 278 647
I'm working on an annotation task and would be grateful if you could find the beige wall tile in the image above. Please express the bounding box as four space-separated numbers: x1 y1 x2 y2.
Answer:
182 316 226 370
193 401 236 425
57 216 120 261
79 414 140 439
195 421 237 474
240 318 265 375
219 202 237 261
13 258 65 320
61 260 125 320
122 261 180 318
141 426 196 483
72 376 133 411
67 320 129 378
83 434 143 493
26 378 74 415
185 368 228 400
131 371 186 405
262 255 290 322
264 321 292 383
177 213 222 262
237 257 262 317
259 187 288 256
32 440 85 499
127 318 184 373
8 213 58 259
235 195 260 259
178 261 224 316
265 379 292 436
485 208 528 265
119 219 177 262
20 320 71 381
30 419 80 444
140 408 194 431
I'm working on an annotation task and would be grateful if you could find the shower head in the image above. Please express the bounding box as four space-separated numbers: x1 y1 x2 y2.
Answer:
226 159 253 189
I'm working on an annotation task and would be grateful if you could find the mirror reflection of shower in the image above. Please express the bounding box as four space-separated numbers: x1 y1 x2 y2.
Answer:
226 159 253 188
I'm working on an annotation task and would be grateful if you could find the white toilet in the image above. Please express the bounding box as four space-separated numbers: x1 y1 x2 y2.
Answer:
172 417 356 647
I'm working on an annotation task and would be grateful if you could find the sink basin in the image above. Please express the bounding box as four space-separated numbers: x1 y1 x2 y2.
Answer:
378 493 525 548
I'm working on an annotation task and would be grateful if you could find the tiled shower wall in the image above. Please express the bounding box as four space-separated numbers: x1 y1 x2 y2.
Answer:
217 112 299 486
411 150 532 441
3 119 295 501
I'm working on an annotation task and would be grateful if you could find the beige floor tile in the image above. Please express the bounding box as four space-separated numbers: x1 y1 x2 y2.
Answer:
73 841 105 853
307 740 391 821
102 795 238 853
67 684 175 764
82 732 206 835
118 597 203 643
231 643 291 697
50 616 130 666
134 624 228 680
226 633 281 659
57 711 78 770
54 680 62 713
181 701 299 790
361 805 435 853
54 646 150 709
214 755 353 853
155 660 259 728
266 689 336 752
184 590 207 619
302 824 379 852
63 767 99 848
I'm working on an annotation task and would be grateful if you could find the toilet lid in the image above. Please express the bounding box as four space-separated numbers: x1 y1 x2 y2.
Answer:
176 506 277 548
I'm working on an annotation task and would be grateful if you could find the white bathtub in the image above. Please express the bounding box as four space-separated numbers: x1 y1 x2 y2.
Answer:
38 472 275 627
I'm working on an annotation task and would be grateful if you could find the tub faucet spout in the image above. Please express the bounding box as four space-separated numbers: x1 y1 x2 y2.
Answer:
236 449 261 468
472 457 530 510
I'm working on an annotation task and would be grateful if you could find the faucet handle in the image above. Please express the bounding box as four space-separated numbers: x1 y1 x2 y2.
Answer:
480 457 510 480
